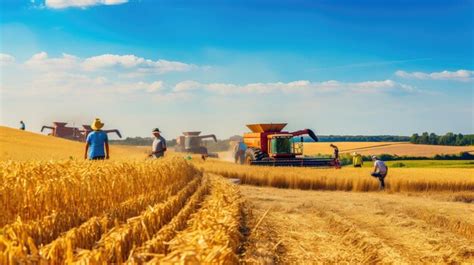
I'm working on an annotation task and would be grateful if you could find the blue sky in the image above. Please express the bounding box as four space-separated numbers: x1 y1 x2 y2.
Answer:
0 0 473 138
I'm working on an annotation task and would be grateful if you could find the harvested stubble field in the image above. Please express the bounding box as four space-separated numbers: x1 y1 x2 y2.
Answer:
303 141 474 156
1 127 473 264
241 185 474 264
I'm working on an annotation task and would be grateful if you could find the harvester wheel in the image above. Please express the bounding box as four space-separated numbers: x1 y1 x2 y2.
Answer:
245 148 268 165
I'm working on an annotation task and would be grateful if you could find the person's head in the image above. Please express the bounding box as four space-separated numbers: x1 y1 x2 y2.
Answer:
91 118 104 131
330 144 336 148
371 155 378 161
152 128 161 137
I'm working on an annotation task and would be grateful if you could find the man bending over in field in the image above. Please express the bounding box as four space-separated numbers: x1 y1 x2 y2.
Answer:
330 144 341 168
371 155 388 190
150 128 167 158
84 118 109 160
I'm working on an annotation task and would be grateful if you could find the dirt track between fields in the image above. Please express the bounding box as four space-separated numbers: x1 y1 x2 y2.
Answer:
240 185 474 264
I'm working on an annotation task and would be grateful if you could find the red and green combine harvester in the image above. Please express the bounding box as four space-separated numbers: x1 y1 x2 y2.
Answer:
243 123 336 167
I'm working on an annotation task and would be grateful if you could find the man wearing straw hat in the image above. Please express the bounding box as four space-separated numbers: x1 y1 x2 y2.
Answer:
84 118 110 160
150 128 167 158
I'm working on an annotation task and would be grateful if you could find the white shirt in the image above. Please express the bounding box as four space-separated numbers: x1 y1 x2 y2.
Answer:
152 136 167 153
374 160 387 174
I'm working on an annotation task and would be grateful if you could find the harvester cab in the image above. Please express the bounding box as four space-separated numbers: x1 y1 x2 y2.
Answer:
243 123 335 167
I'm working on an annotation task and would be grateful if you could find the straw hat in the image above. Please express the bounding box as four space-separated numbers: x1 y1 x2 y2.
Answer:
91 118 104 131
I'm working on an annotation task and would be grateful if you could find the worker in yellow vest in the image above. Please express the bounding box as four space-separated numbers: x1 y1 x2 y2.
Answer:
352 152 363 167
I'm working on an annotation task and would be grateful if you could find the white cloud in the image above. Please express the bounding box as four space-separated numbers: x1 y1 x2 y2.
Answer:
0 53 16 66
25 52 79 70
395 69 473 82
45 0 128 9
115 80 164 93
82 54 144 69
81 54 195 73
174 79 413 95
22 51 195 75
174 80 202 92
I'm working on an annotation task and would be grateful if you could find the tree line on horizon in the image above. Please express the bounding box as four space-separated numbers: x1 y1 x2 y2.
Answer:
410 132 473 146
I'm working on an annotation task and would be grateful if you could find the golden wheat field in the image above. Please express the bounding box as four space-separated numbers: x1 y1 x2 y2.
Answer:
303 142 474 156
0 126 149 160
1 127 473 264
0 158 242 264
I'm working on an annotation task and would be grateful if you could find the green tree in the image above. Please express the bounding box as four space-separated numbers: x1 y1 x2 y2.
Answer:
420 132 429 144
410 133 420 144
428 133 438 145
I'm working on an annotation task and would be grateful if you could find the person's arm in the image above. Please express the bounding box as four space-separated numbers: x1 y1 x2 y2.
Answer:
105 142 110 159
84 143 89 159
373 163 378 173
162 139 167 152
104 134 109 159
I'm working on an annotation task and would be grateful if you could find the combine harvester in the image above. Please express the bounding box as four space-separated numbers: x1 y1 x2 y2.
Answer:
41 122 122 142
175 131 219 157
243 123 335 167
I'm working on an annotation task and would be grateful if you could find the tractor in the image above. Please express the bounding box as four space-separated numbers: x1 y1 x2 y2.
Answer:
243 123 335 167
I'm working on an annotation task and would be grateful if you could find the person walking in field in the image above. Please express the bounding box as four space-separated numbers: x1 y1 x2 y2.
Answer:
150 128 167 158
84 118 110 160
19 121 25 130
371 155 388 190
352 152 363 167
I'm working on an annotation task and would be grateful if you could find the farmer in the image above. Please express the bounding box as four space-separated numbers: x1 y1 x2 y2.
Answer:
330 144 341 168
19 121 25 130
150 128 167 158
352 152 363 167
233 140 247 164
371 155 388 190
84 118 109 160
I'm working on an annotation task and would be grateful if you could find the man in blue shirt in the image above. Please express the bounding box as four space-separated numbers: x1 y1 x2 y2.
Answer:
84 118 109 160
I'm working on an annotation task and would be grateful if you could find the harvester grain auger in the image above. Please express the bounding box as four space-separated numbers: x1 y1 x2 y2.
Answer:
243 123 335 167
175 131 219 157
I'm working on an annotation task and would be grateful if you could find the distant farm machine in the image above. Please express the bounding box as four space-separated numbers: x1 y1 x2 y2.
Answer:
41 122 122 142
175 131 219 157
243 123 335 167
